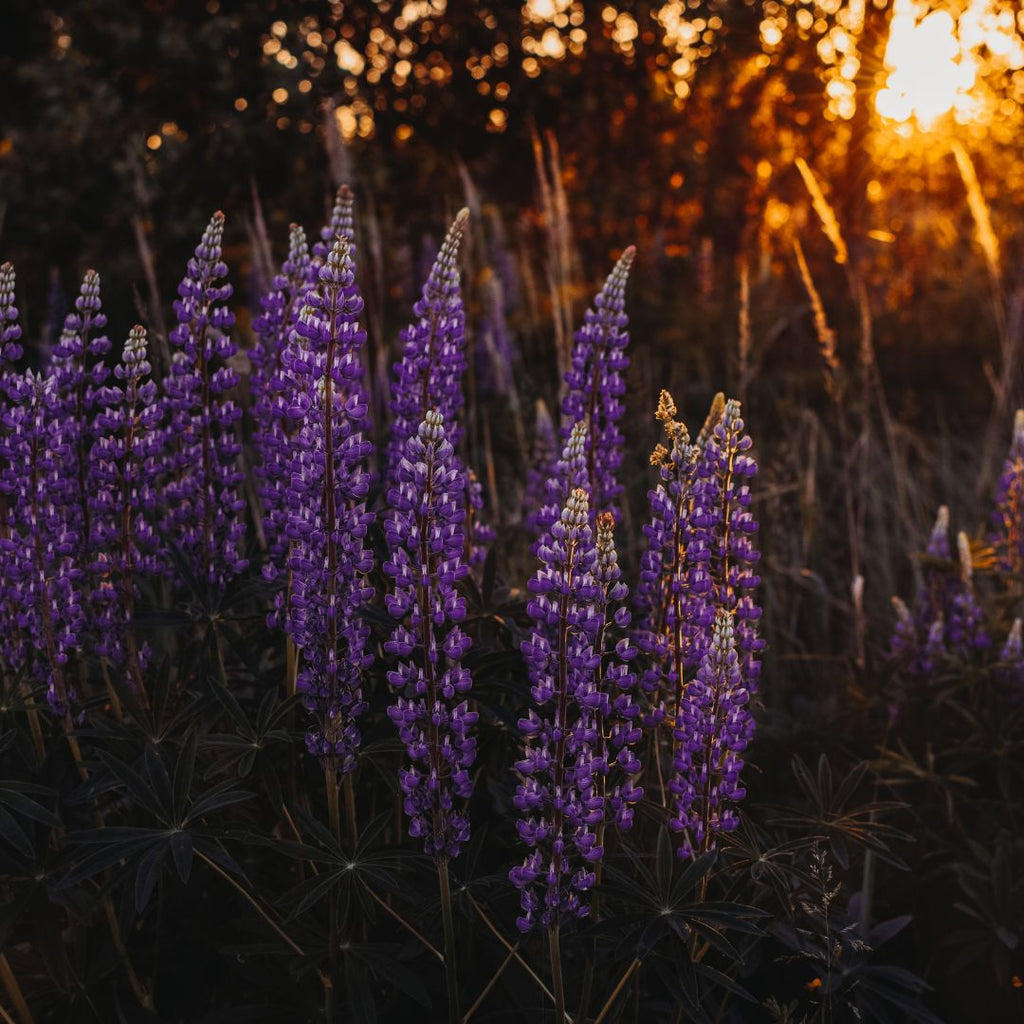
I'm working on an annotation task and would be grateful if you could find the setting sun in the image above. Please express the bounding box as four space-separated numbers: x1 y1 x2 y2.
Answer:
876 0 1024 130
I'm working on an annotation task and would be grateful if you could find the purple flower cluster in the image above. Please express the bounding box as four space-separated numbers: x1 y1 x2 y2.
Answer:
384 409 477 858
160 211 248 587
556 247 635 522
0 263 23 676
889 508 989 675
252 222 314 587
387 209 470 475
530 419 589 557
997 618 1024 695
386 208 493 564
522 398 557 535
283 236 375 767
511 488 641 931
88 325 162 680
670 610 752 856
0 262 22 368
50 270 111 567
992 408 1024 575
636 391 761 855
2 371 85 715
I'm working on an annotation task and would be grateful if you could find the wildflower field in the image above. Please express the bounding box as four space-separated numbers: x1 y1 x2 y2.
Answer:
1 2 1023 1022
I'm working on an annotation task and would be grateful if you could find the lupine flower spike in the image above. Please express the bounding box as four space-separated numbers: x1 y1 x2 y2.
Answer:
670 610 753 858
635 390 704 725
284 235 375 767
512 486 640 932
947 531 988 653
384 409 475 1023
384 409 476 856
0 264 25 679
387 208 493 563
997 618 1024 695
523 398 557 533
5 373 84 716
50 269 110 569
88 325 162 693
252 222 314 589
387 209 470 473
992 409 1024 575
160 211 248 587
558 247 635 522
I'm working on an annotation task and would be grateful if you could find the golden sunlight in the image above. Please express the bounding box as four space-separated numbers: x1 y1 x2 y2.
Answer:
875 0 1024 131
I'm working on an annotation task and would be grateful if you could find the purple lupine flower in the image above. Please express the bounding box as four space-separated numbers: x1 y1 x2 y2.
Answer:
523 398 557 535
530 419 589 557
387 208 492 564
384 409 476 857
284 236 375 767
593 511 644 831
0 263 22 369
889 597 921 669
558 247 635 522
634 391 705 726
387 209 470 475
313 185 356 266
997 618 1024 696
160 211 248 587
88 326 162 685
697 398 763 693
511 487 639 931
946 531 989 653
0 263 24 678
925 505 951 560
992 410 1024 575
251 222 314 588
669 610 752 858
634 393 761 854
4 371 85 715
49 269 110 566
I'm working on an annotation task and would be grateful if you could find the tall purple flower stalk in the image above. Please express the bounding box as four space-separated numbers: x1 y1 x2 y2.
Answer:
669 610 753 857
49 269 110 567
890 510 989 675
4 371 84 716
251 222 313 586
511 487 641 933
383 409 476 857
556 246 635 523
387 209 470 474
530 419 588 557
88 325 162 691
992 409 1024 575
160 211 248 587
636 392 761 855
387 208 492 564
635 391 706 725
523 398 557 535
0 263 25 679
284 236 374 766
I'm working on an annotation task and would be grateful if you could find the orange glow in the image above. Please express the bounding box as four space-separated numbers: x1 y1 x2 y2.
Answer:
876 0 1024 131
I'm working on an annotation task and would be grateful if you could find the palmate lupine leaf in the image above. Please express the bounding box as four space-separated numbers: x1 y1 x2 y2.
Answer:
0 780 60 860
767 755 912 870
63 739 252 911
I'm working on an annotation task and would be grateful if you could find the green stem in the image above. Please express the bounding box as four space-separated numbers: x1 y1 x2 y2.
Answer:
438 856 460 1024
